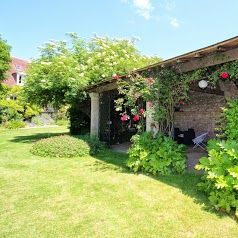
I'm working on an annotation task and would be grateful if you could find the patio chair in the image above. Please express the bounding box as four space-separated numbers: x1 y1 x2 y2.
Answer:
192 132 209 150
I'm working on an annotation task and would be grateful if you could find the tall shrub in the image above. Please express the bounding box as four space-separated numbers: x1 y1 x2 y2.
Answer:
127 132 187 175
195 139 238 217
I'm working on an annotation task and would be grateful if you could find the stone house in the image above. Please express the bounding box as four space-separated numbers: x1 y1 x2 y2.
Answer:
85 36 238 144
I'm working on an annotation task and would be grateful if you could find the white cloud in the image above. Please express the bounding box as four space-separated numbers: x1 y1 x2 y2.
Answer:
121 0 154 20
133 0 154 19
160 1 176 11
169 17 179 28
133 0 153 11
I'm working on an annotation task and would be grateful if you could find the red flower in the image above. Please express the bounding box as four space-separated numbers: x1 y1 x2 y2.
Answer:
148 102 153 107
179 100 184 105
221 72 229 79
133 114 140 122
148 77 153 83
140 108 145 114
114 75 119 80
120 114 128 121
151 123 156 127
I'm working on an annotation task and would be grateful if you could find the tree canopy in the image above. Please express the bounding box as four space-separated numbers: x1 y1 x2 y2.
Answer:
24 33 161 108
0 36 11 81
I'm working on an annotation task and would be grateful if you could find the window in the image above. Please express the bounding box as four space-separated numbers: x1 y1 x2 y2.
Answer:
10 95 17 100
17 72 25 85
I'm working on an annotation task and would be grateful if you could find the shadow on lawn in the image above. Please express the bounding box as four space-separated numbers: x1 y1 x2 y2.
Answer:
10 132 69 144
92 149 236 220
8 132 236 221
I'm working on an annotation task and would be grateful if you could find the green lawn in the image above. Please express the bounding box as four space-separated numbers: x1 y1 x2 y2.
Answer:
0 126 237 238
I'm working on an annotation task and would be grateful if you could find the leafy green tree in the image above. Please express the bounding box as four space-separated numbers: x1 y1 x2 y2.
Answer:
0 36 11 81
0 85 41 124
79 34 160 84
0 83 10 100
24 54 86 108
24 33 161 108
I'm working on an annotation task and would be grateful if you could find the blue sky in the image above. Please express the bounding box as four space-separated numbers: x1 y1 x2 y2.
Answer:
1 0 238 61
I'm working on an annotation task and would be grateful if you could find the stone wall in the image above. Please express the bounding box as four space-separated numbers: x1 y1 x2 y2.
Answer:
174 80 238 140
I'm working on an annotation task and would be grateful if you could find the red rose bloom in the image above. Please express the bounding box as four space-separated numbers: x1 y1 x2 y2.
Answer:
148 77 153 83
179 100 184 105
140 108 145 114
133 114 140 122
120 114 128 121
221 72 229 79
151 123 156 127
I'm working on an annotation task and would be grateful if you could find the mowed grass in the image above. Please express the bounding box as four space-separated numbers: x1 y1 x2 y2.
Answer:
0 126 237 238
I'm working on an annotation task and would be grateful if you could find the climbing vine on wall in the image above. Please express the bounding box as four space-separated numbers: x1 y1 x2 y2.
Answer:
115 68 189 135
114 59 238 136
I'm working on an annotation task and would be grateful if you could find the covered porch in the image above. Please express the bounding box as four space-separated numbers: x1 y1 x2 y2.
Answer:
85 36 238 145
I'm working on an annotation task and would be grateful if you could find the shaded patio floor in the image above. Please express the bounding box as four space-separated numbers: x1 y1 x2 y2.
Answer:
110 142 207 172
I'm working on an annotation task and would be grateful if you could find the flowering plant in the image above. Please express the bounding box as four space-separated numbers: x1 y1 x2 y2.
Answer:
133 114 140 121
115 69 189 135
179 99 184 105
139 108 145 114
115 55 238 136
221 71 229 79
120 114 129 121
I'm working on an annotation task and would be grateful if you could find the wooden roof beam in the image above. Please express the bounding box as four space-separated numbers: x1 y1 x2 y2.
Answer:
177 48 238 73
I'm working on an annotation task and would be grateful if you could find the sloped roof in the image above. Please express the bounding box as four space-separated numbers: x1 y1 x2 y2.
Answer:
3 56 29 86
84 35 238 92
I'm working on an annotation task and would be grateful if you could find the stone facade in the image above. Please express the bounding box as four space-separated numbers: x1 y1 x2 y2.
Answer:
174 80 238 140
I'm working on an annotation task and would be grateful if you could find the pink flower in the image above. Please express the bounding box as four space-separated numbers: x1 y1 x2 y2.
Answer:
179 100 184 105
115 108 120 112
148 77 153 83
140 108 145 114
221 72 229 79
148 102 153 107
120 114 128 121
114 75 119 80
133 114 140 122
